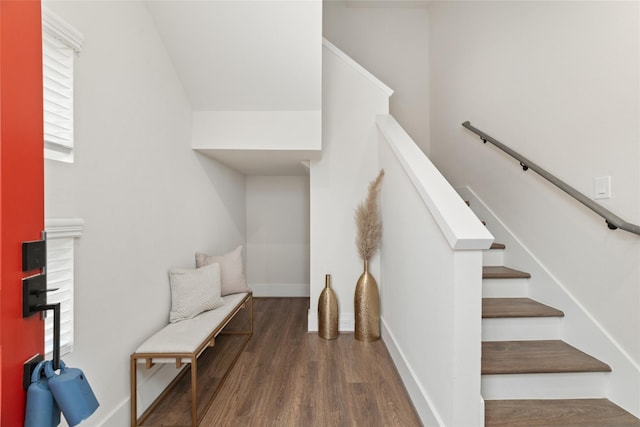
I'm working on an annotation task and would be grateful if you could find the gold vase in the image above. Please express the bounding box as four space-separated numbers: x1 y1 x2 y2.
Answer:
318 274 338 340
354 259 380 342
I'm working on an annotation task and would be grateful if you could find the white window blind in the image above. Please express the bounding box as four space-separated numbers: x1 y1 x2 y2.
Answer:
42 8 83 163
43 33 74 162
45 219 84 359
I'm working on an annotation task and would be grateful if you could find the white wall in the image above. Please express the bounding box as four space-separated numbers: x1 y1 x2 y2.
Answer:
429 1 640 363
43 2 246 425
309 40 392 332
246 176 310 297
323 1 429 152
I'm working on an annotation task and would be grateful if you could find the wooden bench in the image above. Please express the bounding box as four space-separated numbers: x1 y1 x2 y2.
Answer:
130 292 253 427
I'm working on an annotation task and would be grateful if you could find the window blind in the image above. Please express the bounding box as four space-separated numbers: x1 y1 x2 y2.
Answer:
42 7 83 163
45 237 75 357
43 33 74 162
45 219 84 360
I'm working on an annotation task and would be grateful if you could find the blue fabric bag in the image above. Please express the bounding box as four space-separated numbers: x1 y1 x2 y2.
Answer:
24 360 61 427
45 361 99 427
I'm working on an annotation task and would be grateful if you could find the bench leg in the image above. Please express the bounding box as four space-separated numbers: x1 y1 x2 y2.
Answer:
249 294 253 335
130 357 138 427
191 356 197 427
219 294 254 336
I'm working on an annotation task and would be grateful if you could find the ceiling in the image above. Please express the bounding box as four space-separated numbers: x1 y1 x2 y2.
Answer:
145 0 322 111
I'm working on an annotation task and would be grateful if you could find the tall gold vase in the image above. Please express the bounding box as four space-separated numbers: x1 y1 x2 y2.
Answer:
318 274 338 340
354 260 380 342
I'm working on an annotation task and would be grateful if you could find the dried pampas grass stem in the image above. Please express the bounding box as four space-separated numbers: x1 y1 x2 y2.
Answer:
355 169 385 261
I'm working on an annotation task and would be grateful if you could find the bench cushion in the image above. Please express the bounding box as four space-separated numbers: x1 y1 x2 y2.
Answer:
134 292 248 358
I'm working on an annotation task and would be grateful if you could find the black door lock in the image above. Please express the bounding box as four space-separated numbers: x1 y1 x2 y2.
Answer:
22 239 46 272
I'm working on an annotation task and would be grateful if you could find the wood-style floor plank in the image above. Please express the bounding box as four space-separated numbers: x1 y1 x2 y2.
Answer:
483 266 531 279
146 297 420 426
482 298 564 318
482 340 611 375
485 399 640 427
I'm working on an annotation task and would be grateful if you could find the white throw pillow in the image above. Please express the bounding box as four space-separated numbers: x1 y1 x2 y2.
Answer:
168 262 224 323
195 245 250 296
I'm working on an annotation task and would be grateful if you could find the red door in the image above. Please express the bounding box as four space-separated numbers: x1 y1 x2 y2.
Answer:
0 1 45 425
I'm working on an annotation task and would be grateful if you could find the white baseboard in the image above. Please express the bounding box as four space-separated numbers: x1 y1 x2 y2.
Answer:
307 311 354 332
339 313 354 331
381 317 444 427
250 283 310 297
90 364 179 427
96 397 129 427
308 308 318 332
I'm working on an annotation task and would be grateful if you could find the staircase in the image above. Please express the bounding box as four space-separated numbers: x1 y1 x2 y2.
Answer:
480 240 640 426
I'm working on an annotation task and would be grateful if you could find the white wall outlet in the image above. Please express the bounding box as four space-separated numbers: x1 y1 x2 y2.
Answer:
594 176 611 199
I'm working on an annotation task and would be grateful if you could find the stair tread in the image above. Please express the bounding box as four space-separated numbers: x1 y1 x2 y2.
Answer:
485 399 640 427
490 242 506 250
482 298 564 318
483 266 531 279
482 340 611 375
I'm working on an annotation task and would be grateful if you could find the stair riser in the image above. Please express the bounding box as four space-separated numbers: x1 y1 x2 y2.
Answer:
481 372 607 400
483 249 505 267
482 317 561 341
482 279 528 298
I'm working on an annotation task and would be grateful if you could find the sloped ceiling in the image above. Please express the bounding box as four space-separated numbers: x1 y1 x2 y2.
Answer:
145 0 322 111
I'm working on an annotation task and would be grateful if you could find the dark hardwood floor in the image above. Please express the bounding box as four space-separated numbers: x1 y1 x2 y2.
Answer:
143 297 421 427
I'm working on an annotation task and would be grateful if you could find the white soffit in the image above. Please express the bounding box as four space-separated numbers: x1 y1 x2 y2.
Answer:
145 0 322 111
196 148 318 176
192 110 321 150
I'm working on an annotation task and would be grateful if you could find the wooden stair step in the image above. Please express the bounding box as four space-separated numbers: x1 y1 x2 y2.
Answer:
485 398 640 427
483 298 564 318
483 266 531 279
482 340 611 375
490 242 506 250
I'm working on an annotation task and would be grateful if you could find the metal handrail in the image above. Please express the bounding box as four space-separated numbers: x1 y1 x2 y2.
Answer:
462 121 640 236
